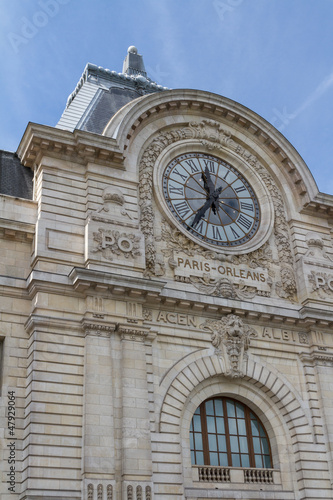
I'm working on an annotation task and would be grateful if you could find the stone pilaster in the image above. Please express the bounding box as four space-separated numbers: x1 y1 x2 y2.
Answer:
118 324 155 500
82 321 117 489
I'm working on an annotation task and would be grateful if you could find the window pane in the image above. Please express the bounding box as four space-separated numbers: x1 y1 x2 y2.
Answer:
237 418 246 435
195 432 203 450
193 414 202 432
226 400 235 417
207 416 216 433
205 400 214 415
214 398 223 416
251 419 259 436
196 451 204 465
259 423 266 437
261 437 269 455
219 452 228 466
230 435 239 453
208 434 217 452
190 421 193 432
239 436 248 453
235 402 245 418
263 454 272 468
228 418 237 434
190 433 194 449
216 417 225 434
210 452 219 465
253 437 261 454
218 434 227 452
255 454 263 468
231 453 240 467
191 451 195 464
241 454 250 467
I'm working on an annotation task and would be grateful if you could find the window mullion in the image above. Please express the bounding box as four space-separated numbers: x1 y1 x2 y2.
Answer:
244 405 255 468
200 402 210 465
223 398 232 467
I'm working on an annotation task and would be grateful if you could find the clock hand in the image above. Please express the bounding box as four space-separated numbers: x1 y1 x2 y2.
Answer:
202 166 215 196
191 186 222 228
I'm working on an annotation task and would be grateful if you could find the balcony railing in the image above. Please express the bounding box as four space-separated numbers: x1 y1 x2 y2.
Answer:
198 466 230 482
194 465 276 485
244 467 274 484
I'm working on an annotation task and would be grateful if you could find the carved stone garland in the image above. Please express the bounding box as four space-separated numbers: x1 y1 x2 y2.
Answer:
138 119 297 299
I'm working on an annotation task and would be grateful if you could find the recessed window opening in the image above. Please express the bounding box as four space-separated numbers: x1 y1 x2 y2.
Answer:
190 397 272 469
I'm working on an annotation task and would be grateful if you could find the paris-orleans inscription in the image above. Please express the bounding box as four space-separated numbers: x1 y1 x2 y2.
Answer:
172 253 270 293
152 311 308 345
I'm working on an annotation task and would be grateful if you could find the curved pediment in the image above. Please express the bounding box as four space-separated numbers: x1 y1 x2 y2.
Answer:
103 88 319 213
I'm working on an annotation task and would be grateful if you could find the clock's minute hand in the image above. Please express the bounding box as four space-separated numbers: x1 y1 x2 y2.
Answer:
201 165 222 218
202 166 215 196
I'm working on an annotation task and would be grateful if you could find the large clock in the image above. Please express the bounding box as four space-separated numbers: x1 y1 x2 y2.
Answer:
162 152 261 248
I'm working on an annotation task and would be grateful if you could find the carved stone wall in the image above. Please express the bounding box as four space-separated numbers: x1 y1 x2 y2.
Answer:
139 119 297 300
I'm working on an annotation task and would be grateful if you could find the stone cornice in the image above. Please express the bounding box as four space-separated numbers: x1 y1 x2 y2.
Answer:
82 319 117 337
25 314 83 334
301 193 333 218
299 350 333 367
0 219 35 241
23 269 333 328
17 123 124 169
116 322 155 342
68 267 166 299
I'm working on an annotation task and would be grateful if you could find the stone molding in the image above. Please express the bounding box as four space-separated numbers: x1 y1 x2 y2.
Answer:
17 123 124 168
82 320 117 338
158 349 312 440
114 92 314 204
24 314 83 335
68 267 166 297
299 351 333 367
116 323 154 342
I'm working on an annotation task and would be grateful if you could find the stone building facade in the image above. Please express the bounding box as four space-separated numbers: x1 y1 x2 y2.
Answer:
1 47 333 499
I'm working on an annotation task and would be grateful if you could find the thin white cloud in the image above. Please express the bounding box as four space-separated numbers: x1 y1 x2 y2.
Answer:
294 69 333 117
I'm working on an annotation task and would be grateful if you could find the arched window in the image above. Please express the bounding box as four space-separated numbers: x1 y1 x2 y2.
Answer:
190 397 272 469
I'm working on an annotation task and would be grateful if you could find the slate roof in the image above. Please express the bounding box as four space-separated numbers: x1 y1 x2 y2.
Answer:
0 151 33 199
57 47 168 134
79 86 143 134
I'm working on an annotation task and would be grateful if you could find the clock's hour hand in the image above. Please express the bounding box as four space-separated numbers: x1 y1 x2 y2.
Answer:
191 186 222 228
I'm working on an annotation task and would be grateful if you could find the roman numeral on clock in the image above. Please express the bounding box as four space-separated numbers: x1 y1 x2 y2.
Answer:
174 201 191 218
240 202 254 212
195 220 204 233
203 159 216 173
237 214 252 230
234 185 247 193
169 185 184 195
230 226 240 239
212 226 224 240
172 169 188 182
184 159 199 173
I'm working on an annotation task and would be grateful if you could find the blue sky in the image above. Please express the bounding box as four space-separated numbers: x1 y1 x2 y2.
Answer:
1 0 333 193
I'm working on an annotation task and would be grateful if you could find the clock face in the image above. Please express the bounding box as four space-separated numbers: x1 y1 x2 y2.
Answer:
162 153 260 248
